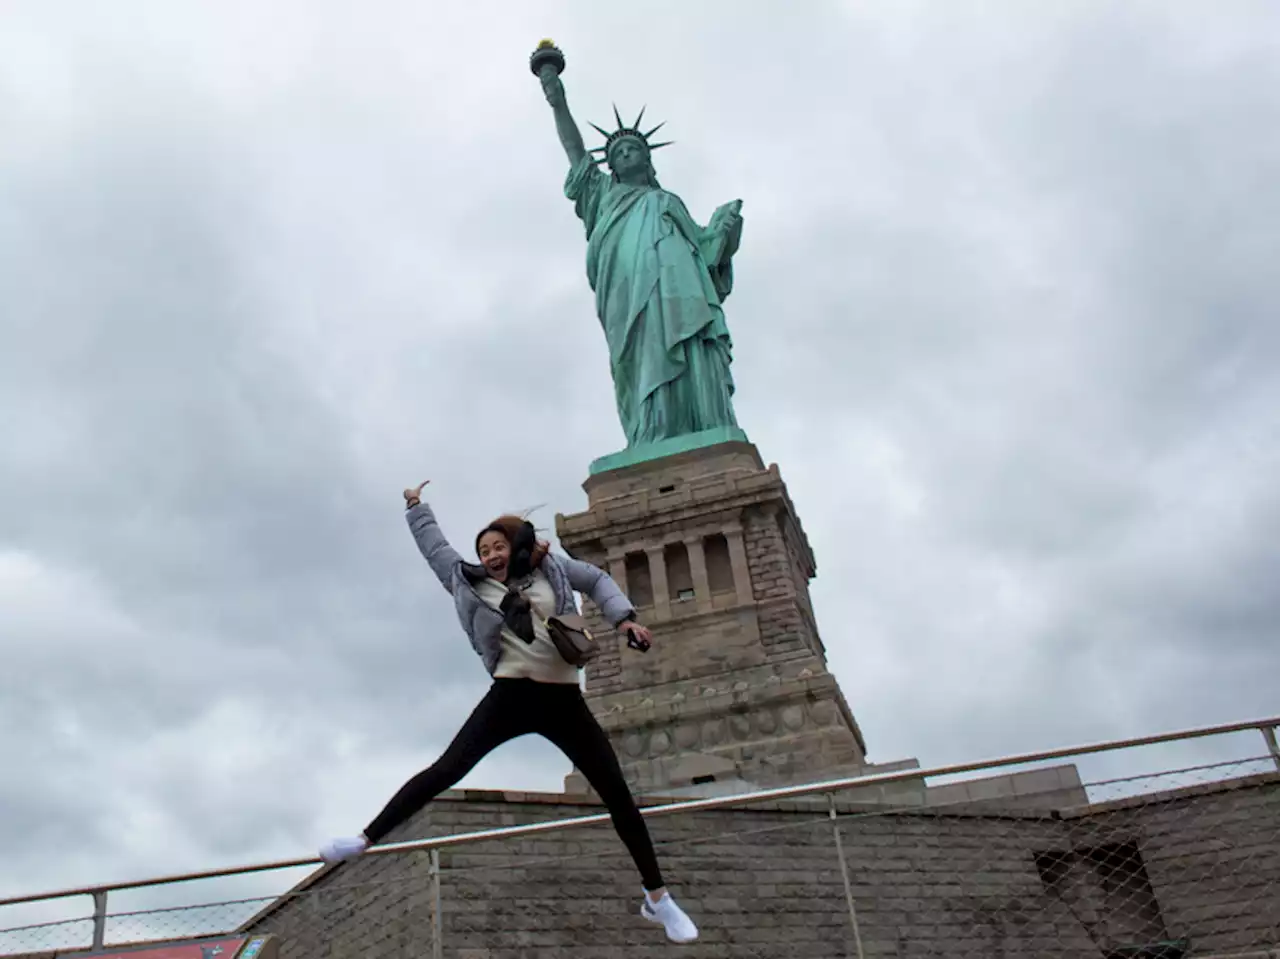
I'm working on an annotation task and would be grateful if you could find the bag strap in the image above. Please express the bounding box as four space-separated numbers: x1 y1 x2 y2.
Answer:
505 577 556 627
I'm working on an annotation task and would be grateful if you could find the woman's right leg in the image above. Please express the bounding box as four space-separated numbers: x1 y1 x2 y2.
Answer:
361 682 525 844
541 695 665 891
539 689 699 943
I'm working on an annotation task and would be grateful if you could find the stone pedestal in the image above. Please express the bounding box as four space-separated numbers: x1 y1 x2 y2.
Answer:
555 440 874 795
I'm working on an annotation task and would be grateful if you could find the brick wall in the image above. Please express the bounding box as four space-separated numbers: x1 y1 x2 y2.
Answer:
243 773 1280 958
742 508 814 662
1068 776 1280 956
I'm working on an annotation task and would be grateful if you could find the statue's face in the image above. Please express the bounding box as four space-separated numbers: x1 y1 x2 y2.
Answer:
609 137 649 179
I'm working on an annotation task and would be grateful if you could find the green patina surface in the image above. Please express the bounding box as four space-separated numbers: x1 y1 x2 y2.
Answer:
534 42 749 455
587 425 750 476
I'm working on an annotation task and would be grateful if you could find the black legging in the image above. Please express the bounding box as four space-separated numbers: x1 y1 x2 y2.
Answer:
364 678 665 891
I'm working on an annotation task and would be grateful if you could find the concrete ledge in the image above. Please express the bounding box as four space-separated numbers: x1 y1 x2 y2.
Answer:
586 429 754 477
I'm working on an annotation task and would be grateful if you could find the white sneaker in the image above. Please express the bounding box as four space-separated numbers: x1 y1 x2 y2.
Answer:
319 835 369 864
641 890 698 943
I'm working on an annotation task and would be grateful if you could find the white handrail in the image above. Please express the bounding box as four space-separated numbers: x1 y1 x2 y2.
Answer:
1 714 1276 910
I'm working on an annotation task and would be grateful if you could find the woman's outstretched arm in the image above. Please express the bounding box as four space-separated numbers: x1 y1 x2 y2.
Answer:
562 558 654 650
561 557 635 626
403 481 463 591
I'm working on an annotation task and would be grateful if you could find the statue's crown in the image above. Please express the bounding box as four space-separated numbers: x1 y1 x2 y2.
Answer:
588 106 672 166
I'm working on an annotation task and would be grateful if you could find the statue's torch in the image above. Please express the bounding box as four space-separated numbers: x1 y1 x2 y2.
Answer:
529 38 566 81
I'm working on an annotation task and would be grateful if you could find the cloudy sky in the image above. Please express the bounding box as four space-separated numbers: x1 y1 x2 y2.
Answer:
3 0 1279 921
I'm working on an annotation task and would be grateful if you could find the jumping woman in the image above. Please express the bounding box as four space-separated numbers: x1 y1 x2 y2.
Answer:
319 481 698 944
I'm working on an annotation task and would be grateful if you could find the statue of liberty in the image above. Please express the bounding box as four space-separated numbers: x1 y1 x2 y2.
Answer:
532 42 746 461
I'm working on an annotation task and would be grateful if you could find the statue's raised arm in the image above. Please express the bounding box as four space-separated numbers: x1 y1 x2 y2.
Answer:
531 41 586 166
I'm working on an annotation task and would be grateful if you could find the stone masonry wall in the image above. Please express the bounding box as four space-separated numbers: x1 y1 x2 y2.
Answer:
1069 775 1280 956
244 773 1280 959
550 443 870 794
742 507 816 664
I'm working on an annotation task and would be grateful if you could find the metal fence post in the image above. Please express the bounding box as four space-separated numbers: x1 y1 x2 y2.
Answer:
309 887 330 959
828 795 865 959
429 849 442 959
1262 724 1280 772
91 891 108 951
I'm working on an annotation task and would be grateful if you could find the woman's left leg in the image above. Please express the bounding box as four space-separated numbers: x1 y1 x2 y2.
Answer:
539 688 664 890
538 686 699 943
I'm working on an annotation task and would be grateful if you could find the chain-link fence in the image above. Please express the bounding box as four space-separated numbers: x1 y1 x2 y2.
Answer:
3 727 1277 958
0 892 286 957
828 753 1280 958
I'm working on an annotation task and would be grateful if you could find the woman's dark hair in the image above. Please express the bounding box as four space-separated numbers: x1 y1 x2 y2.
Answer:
475 515 549 579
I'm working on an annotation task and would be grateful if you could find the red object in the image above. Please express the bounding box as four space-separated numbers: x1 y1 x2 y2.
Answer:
94 937 260 959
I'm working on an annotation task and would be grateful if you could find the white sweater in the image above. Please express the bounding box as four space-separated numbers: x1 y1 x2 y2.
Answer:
473 570 580 685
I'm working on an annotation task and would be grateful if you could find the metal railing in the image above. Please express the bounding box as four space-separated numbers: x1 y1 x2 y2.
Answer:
2 715 1278 958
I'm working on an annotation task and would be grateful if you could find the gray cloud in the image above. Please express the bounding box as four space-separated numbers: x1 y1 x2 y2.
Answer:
2 0 1278 924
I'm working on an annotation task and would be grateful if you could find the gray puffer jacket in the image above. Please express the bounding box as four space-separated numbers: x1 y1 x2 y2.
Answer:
406 501 636 675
